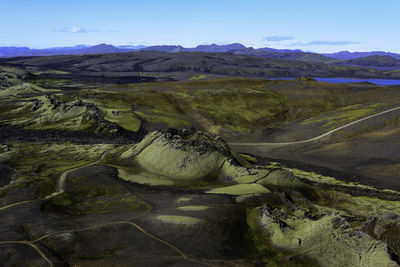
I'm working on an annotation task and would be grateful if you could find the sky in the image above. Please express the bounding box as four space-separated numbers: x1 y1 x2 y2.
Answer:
1 0 399 53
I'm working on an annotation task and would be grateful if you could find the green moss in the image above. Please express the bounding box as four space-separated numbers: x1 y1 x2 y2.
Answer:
207 184 271 195
317 190 400 218
156 215 203 225
46 193 73 212
117 168 176 186
245 208 280 259
3 143 113 197
69 176 120 198
35 175 57 196
180 87 287 133
135 137 227 181
120 196 152 210
177 205 209 211
6 95 93 131
260 210 395 267
286 166 400 204
244 208 318 266
0 82 58 97
76 79 288 133
68 192 151 215
134 111 191 128
176 196 192 204
301 103 388 130
48 186 151 215
79 77 399 136
58 174 152 215
220 160 270 184
189 74 207 80
238 153 257 164
102 108 142 132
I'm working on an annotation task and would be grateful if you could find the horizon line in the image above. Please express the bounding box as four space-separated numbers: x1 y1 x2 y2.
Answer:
0 43 399 54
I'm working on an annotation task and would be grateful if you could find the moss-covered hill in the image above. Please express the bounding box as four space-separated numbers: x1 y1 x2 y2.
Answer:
2 73 400 142
1 128 399 266
99 129 400 266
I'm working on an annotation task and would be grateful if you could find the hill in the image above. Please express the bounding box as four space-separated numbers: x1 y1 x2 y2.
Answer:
233 47 334 63
1 50 393 79
340 55 400 68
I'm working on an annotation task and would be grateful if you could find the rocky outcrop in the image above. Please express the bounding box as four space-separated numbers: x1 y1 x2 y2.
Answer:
31 95 126 136
81 103 123 136
0 66 41 96
46 94 63 109
362 213 400 263
124 128 232 181
0 66 34 89
259 205 398 267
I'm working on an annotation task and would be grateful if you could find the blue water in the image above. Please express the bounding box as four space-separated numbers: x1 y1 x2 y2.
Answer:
269 77 400 86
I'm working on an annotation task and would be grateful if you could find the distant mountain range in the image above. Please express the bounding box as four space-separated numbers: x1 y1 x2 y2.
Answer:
1 43 400 69
323 51 400 60
0 44 131 57
0 43 250 57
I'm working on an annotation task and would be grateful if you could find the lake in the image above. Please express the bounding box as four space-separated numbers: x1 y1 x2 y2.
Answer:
269 77 400 86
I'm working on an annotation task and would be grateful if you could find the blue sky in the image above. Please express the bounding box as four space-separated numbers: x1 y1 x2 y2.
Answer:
1 0 399 52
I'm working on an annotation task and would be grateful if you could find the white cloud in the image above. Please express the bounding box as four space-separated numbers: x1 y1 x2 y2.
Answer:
55 27 119 34
70 26 86 33
55 26 88 33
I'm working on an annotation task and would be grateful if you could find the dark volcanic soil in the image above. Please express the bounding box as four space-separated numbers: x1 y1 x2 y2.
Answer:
0 125 145 144
0 163 14 187
0 164 253 266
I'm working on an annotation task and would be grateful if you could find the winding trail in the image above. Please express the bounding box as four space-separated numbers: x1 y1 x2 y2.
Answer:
231 105 400 146
57 150 108 192
0 150 111 266
0 149 194 266
0 241 53 267
32 221 187 261
0 150 109 212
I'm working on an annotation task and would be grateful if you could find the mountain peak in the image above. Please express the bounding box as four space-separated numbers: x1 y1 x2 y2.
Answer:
91 43 115 48
190 43 246 52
